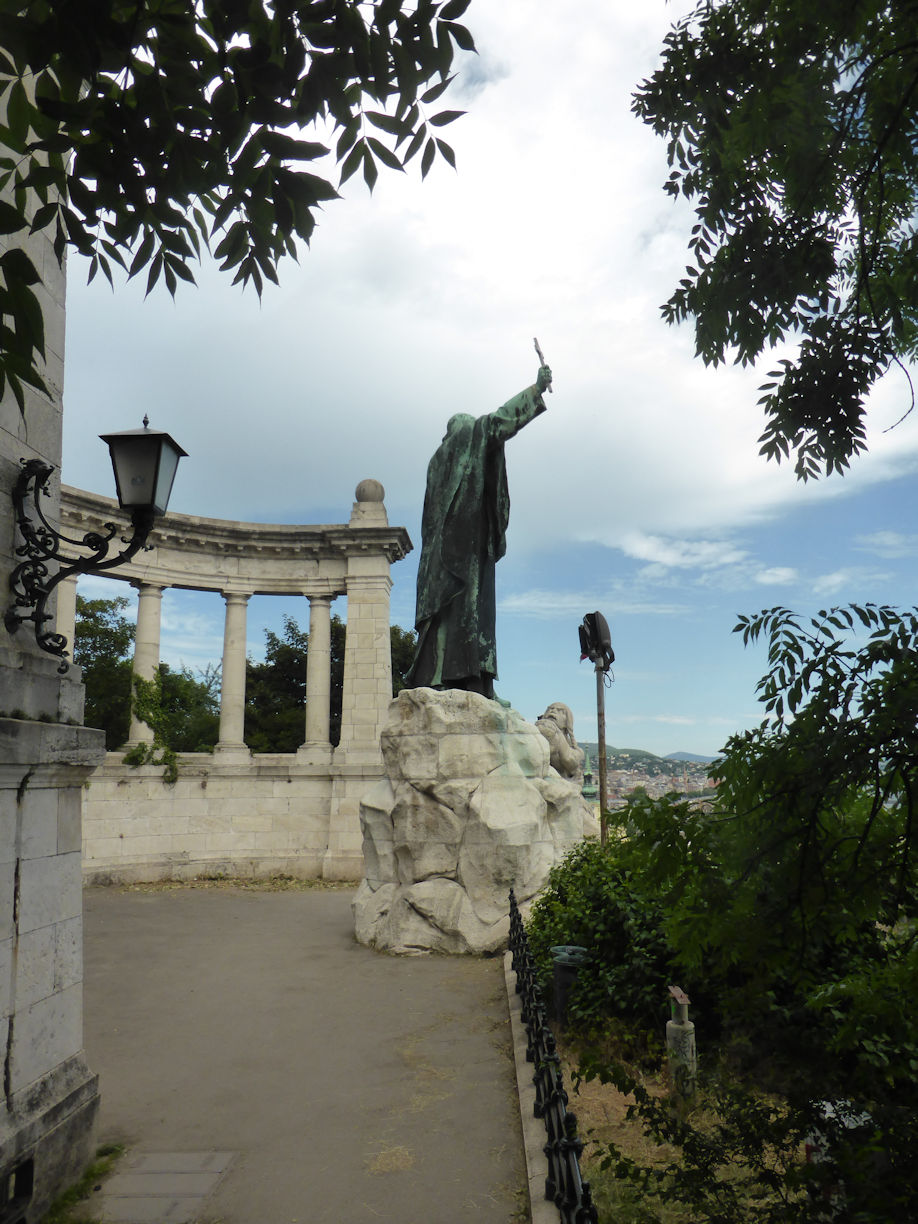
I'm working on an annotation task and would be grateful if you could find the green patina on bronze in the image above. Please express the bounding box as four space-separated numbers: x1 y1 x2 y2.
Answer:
407 369 550 699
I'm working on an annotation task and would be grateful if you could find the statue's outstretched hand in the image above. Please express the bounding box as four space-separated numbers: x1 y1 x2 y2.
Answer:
536 364 553 393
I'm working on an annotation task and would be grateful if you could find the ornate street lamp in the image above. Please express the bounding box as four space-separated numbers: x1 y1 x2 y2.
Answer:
5 417 187 671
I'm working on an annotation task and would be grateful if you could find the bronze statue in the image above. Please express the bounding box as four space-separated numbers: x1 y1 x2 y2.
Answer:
406 362 552 699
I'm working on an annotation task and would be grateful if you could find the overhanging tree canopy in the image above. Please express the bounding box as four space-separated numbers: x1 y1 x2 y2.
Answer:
635 0 918 479
0 0 472 408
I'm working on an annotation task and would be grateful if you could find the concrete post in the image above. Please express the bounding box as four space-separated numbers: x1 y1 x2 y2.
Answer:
216 591 250 756
666 985 697 1097
127 582 163 746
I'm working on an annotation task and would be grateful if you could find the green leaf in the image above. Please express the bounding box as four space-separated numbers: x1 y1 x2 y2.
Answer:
367 137 403 171
339 139 365 185
128 230 156 278
429 108 464 127
443 21 475 53
366 110 408 136
421 136 436 178
0 247 41 285
362 145 379 193
0 199 26 234
420 74 455 105
145 252 163 296
29 201 58 233
6 79 30 149
439 0 471 20
401 126 426 164
435 137 455 169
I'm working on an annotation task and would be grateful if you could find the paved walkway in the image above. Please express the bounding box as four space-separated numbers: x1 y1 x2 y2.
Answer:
80 885 527 1224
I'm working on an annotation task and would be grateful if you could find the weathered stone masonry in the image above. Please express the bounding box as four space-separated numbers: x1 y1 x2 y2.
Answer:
1 183 103 1219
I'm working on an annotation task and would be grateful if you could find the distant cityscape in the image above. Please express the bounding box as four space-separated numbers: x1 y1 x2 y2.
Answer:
579 744 718 807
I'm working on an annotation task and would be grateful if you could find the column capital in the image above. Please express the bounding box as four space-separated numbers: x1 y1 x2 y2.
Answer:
131 580 165 596
221 590 252 604
302 580 342 600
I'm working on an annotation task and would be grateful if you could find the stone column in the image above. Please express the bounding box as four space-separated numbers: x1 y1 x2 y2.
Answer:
299 593 333 763
54 574 78 658
127 582 163 746
215 591 250 757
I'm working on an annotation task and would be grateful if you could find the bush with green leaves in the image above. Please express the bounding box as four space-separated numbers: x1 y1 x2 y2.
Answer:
557 604 918 1222
526 835 678 1034
73 593 134 747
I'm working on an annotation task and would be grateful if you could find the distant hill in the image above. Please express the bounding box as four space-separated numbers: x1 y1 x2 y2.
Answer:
580 744 715 770
580 743 656 763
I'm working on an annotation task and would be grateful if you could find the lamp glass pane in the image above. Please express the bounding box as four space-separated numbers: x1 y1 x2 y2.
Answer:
109 437 160 508
152 444 181 515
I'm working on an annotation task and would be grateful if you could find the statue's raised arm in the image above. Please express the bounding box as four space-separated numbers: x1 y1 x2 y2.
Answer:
406 364 551 700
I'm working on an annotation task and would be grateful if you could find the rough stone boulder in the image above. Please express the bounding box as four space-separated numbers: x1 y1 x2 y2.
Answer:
353 688 598 954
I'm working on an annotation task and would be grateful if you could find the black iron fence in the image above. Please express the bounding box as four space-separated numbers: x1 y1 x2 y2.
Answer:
508 889 599 1224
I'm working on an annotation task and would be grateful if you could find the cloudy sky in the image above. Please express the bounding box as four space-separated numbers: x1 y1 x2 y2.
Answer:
62 1 918 758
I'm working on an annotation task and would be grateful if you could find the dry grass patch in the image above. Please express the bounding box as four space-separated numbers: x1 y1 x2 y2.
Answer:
366 1145 417 1174
557 1033 810 1224
557 1037 691 1224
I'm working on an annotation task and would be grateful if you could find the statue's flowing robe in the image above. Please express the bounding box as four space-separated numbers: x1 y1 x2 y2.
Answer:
407 385 546 696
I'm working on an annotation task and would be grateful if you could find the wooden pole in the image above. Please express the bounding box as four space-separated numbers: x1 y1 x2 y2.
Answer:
596 663 608 845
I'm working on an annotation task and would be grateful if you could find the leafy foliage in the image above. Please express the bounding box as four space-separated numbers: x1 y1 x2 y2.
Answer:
526 837 676 1036
126 661 220 781
0 0 473 409
72 592 134 747
244 612 416 751
390 621 417 695
635 1 918 478
245 612 339 751
712 605 918 988
533 604 918 1219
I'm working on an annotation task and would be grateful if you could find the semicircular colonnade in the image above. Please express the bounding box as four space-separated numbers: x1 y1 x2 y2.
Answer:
56 479 412 884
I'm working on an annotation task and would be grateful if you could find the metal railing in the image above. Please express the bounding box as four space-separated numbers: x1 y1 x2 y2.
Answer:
508 889 599 1224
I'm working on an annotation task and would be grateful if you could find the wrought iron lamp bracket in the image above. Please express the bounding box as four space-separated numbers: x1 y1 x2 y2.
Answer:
5 458 155 673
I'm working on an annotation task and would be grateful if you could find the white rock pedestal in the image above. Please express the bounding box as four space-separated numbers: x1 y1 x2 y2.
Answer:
353 688 597 954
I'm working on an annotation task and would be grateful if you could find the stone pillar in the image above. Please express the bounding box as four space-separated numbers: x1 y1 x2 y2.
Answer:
215 591 250 757
336 573 394 764
299 593 333 763
326 480 400 879
127 582 163 746
55 574 78 659
0 194 103 1218
328 568 394 876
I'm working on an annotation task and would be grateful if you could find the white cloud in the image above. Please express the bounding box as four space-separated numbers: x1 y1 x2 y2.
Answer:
754 566 798 585
619 532 748 570
499 587 688 618
855 530 918 558
62 1 918 558
813 568 870 596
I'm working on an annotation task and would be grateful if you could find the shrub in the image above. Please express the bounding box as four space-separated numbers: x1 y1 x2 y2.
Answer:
526 837 677 1033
